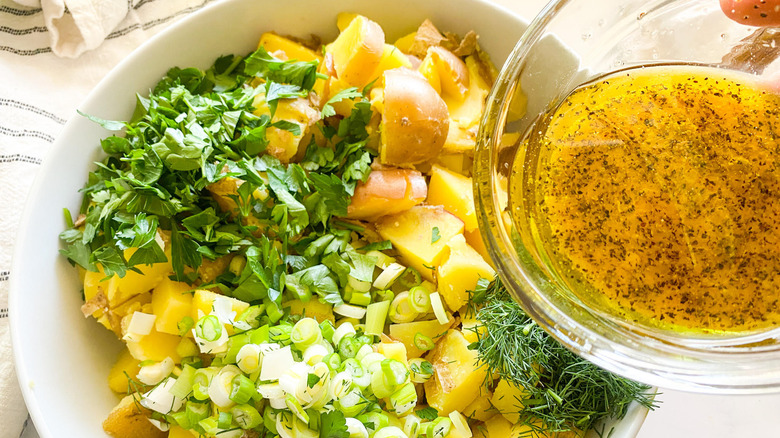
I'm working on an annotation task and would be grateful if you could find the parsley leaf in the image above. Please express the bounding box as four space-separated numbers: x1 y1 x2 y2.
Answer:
417 407 439 421
319 410 350 438
431 226 442 244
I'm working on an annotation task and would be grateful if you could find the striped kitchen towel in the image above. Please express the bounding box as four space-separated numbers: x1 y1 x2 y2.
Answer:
0 0 215 436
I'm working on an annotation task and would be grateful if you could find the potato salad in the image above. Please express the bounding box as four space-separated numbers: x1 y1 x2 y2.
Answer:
60 13 653 438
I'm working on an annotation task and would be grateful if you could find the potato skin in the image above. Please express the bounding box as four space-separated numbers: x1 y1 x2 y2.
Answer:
720 0 780 26
380 68 449 166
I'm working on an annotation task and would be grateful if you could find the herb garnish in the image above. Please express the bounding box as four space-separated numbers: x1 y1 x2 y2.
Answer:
469 278 658 433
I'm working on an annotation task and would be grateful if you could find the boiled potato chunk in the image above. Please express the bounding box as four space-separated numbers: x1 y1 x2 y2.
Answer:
151 278 193 336
258 32 322 62
388 318 454 358
192 289 250 322
375 205 464 281
373 44 414 81
253 95 320 163
379 68 449 166
427 46 469 101
437 234 495 310
491 378 529 424
284 298 335 323
103 394 166 438
108 349 142 394
442 56 492 154
427 165 478 232
84 252 171 310
462 391 496 422
329 15 385 87
125 328 182 363
465 228 493 268
168 426 199 438
346 168 427 220
424 330 489 414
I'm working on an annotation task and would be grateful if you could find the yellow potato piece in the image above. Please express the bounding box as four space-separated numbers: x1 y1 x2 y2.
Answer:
252 95 320 163
388 318 453 358
192 289 250 323
442 55 492 154
283 298 335 323
393 31 417 53
371 44 413 82
107 349 142 394
329 15 385 87
151 278 193 336
462 390 496 422
464 228 493 269
424 330 489 414
491 378 529 424
125 328 183 363
168 426 199 438
103 394 166 438
377 341 408 365
375 205 464 281
428 46 469 101
258 32 322 62
83 251 171 310
427 164 478 232
437 234 495 310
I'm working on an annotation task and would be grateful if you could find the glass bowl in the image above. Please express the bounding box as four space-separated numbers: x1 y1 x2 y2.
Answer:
475 0 780 393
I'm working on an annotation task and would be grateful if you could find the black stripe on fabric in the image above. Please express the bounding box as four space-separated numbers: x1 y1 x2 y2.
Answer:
0 271 8 281
0 308 8 319
0 98 67 124
0 5 41 16
106 0 214 40
0 125 55 143
0 25 47 36
133 0 159 10
0 154 43 165
0 45 52 56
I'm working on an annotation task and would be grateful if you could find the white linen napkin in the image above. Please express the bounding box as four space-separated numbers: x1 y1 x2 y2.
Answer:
12 0 129 58
0 1 215 437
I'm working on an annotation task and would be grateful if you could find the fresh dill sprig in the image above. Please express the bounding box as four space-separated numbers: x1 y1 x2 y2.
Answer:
469 278 658 434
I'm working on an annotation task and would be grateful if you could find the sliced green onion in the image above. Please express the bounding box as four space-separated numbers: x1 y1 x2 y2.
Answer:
409 358 434 383
270 322 293 344
285 393 309 424
373 289 395 302
170 411 191 429
334 303 367 319
348 290 372 306
195 315 222 342
191 368 215 401
342 358 370 388
336 387 366 417
180 356 203 369
348 274 372 293
229 374 256 404
330 371 354 400
248 324 271 344
169 364 197 399
357 411 390 432
429 292 450 324
389 382 418 415
224 332 250 364
427 417 452 438
361 352 386 374
373 262 406 290
339 335 362 359
198 416 219 436
291 318 323 349
263 406 278 434
177 316 195 336
408 286 431 313
414 333 435 351
319 320 336 343
365 300 391 336
185 401 209 427
232 404 262 429
398 267 422 288
217 411 233 429
236 343 263 374
332 322 356 346
264 298 285 323
404 414 422 438
448 411 472 438
323 353 342 371
375 426 409 438
371 359 407 398
366 250 395 270
236 304 265 331
389 291 418 324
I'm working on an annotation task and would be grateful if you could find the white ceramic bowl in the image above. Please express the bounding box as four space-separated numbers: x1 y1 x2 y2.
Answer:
9 0 649 437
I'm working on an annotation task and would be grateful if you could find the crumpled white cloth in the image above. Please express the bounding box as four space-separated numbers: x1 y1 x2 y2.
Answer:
13 0 128 58
0 1 215 437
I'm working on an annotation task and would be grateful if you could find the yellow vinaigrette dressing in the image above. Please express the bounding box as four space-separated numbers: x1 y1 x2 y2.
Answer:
513 65 780 335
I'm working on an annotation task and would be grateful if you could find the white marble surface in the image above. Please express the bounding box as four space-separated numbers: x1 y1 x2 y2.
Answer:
17 0 780 437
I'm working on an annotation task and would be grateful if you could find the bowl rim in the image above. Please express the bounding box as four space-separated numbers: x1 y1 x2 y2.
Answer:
474 0 780 394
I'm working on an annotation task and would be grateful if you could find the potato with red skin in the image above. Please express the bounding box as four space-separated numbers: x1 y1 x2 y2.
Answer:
720 0 780 26
346 168 428 220
380 68 449 166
